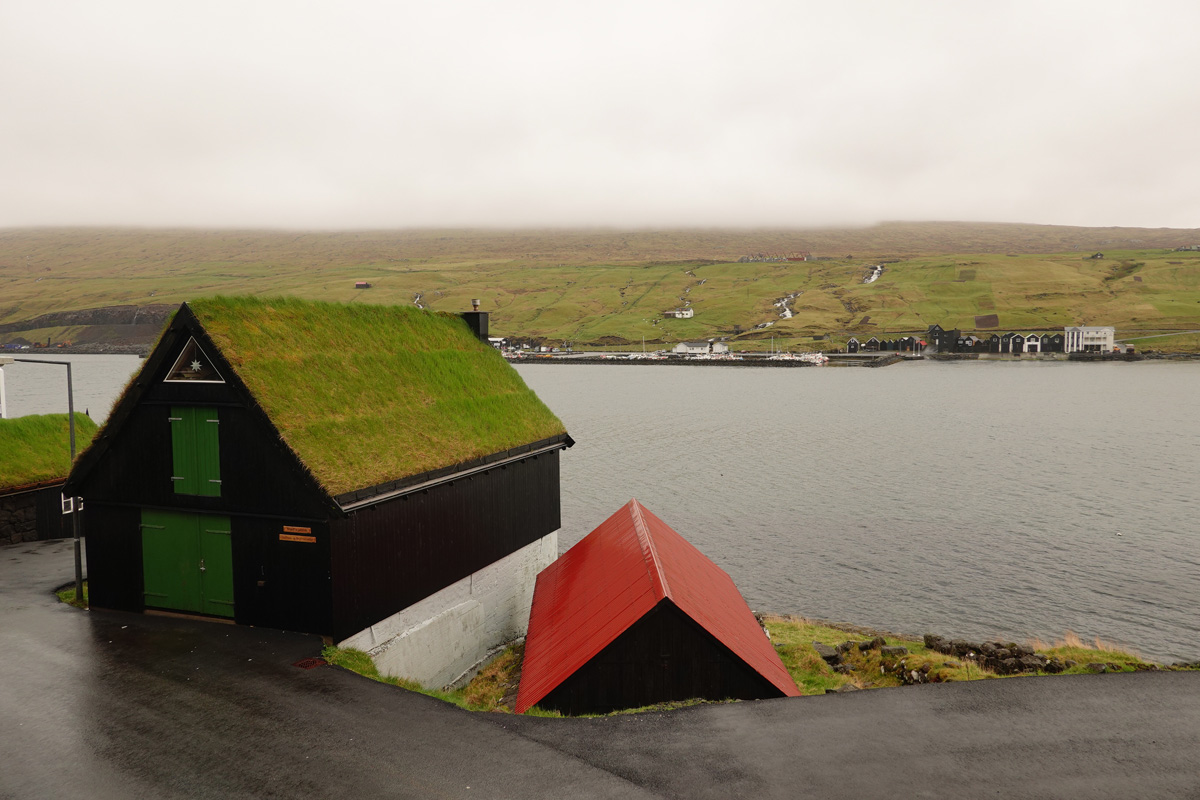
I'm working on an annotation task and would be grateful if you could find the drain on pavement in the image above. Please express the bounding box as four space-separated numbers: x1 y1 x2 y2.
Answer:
293 657 328 669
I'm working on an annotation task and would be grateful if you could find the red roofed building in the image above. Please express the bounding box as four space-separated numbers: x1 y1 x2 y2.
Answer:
515 500 800 715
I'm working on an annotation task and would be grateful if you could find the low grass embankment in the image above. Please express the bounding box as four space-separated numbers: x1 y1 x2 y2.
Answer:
321 643 561 716
322 617 1176 717
764 615 1156 692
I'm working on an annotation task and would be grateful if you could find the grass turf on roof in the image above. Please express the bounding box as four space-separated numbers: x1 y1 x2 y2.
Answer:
0 413 98 491
187 296 566 496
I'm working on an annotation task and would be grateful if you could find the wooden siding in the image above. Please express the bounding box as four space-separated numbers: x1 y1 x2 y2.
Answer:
329 450 561 641
537 600 786 716
76 401 330 521
82 504 143 613
83 502 333 634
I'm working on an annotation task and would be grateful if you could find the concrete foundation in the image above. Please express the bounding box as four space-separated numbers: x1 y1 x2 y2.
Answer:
338 531 557 690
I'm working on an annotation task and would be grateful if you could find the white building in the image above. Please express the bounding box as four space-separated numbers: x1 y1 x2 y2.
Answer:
672 341 728 355
1064 326 1115 353
664 308 694 319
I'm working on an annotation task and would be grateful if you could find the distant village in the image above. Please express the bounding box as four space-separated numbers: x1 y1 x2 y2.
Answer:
847 324 1128 355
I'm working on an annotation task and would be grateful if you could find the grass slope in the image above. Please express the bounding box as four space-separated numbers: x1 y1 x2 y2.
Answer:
3 227 1199 352
0 413 98 490
188 296 566 495
323 616 1180 717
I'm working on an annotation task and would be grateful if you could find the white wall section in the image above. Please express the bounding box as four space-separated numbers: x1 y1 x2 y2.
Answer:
339 531 557 690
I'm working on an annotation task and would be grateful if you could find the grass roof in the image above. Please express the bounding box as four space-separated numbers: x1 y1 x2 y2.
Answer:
0 413 98 491
187 296 566 496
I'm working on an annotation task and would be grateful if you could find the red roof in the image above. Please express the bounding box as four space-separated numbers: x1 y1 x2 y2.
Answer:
515 499 799 713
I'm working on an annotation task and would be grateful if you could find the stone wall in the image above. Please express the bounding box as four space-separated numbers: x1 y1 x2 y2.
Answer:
0 485 67 547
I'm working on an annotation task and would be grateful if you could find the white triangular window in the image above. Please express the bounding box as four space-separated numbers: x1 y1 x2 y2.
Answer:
164 337 225 384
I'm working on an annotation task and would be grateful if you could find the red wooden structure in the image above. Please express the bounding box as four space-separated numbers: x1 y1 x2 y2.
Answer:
516 499 799 715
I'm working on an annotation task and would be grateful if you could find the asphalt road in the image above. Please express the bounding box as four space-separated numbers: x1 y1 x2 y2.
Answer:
3 539 1198 799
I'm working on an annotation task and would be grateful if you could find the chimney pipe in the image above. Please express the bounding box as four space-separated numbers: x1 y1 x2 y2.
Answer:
461 301 489 343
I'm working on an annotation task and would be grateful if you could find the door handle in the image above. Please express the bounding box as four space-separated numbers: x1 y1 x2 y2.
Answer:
199 558 206 573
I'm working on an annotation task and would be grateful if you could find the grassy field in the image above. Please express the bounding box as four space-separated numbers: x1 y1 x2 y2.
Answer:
3 226 1199 352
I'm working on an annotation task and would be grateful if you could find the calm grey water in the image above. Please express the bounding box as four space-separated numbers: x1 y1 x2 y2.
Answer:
5 355 1197 661
515 361 1200 663
0 354 141 423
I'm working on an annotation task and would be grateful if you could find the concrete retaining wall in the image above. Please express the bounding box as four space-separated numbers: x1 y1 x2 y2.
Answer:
339 531 558 690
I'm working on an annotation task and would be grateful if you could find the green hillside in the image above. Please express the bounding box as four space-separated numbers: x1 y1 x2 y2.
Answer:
2 225 1198 352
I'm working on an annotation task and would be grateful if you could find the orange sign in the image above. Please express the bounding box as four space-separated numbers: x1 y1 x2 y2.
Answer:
282 525 312 534
280 533 316 543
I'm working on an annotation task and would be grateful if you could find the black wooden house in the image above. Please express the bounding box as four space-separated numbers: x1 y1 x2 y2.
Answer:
66 298 572 660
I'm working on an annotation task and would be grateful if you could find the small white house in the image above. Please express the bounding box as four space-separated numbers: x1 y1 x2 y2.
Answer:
664 308 694 319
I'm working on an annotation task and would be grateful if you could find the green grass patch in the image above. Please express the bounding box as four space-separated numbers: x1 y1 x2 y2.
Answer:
1121 331 1200 353
56 580 88 608
1027 632 1147 674
321 643 532 713
0 413 98 491
763 616 1160 691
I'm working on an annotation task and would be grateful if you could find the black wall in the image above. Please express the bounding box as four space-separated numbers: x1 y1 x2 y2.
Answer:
81 398 329 521
538 600 787 716
83 503 334 634
82 504 143 613
329 450 561 641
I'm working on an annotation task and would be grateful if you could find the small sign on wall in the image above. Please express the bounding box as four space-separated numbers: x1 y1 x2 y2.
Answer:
280 525 315 543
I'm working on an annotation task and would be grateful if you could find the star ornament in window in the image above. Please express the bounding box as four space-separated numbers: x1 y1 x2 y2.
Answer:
165 337 225 383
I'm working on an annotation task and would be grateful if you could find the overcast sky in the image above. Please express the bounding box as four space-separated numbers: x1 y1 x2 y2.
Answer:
2 1 1197 229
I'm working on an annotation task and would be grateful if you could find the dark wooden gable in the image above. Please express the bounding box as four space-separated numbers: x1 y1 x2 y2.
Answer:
67 304 335 520
537 599 788 716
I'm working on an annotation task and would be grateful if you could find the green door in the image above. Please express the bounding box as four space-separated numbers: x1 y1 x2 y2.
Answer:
198 519 235 617
141 510 234 618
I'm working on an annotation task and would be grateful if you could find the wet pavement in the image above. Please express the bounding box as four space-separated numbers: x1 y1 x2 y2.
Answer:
3 538 1199 799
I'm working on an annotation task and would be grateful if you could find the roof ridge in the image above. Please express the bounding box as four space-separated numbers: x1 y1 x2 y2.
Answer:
629 499 670 601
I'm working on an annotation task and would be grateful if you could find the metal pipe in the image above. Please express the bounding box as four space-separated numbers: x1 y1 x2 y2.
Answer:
0 359 9 419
